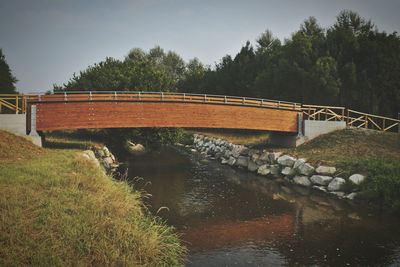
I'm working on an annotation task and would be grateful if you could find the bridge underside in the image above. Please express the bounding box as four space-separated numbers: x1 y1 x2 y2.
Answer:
29 101 298 133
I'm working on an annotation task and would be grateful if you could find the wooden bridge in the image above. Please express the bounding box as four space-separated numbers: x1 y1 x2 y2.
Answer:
0 92 399 135
25 92 302 134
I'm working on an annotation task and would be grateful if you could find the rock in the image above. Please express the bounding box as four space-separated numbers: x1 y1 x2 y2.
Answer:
348 213 361 220
251 153 260 162
349 174 366 185
227 157 236 166
297 163 315 176
312 185 328 192
231 146 242 158
190 149 197 153
281 167 295 177
316 166 336 175
215 152 223 159
239 147 249 156
248 149 259 157
345 192 358 200
327 177 346 191
96 149 105 158
223 150 232 159
270 164 281 176
310 175 333 186
83 150 96 160
103 157 114 165
247 161 259 172
258 152 269 162
293 175 312 187
293 158 306 169
268 152 282 164
330 191 345 198
277 155 296 167
103 146 111 157
126 141 146 155
257 164 270 175
221 158 229 164
236 156 249 168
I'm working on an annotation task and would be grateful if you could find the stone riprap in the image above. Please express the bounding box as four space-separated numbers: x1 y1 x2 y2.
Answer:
192 134 367 201
83 146 119 174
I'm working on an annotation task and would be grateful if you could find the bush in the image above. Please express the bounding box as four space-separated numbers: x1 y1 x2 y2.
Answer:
360 159 400 210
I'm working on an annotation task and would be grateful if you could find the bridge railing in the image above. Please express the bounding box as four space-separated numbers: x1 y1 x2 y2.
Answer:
302 104 400 132
0 94 34 114
29 91 302 111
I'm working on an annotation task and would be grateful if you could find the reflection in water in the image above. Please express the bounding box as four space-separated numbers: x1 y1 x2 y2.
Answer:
126 148 400 266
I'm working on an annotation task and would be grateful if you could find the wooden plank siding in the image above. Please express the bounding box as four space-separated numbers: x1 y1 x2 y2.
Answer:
33 101 299 133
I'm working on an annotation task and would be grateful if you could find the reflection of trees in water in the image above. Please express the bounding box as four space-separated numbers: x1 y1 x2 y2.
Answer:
126 148 400 266
279 209 400 266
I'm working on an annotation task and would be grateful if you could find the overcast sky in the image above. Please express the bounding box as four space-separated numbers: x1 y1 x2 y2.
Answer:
1 0 399 92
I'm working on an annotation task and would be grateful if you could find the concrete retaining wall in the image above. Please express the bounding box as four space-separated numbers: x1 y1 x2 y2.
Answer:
304 120 346 140
0 114 27 135
0 114 42 147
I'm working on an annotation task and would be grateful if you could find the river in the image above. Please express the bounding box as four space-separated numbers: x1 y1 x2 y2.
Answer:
123 147 400 266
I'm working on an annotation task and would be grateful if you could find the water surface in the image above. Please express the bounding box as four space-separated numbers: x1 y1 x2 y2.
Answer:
125 148 400 266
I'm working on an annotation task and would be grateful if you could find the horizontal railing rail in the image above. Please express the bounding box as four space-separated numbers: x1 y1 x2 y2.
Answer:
28 91 302 111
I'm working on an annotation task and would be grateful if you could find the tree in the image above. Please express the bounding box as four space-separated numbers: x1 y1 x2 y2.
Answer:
0 49 17 93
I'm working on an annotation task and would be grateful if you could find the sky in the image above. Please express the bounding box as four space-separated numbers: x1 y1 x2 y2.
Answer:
0 0 400 93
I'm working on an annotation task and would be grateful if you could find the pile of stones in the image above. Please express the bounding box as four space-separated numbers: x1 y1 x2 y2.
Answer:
82 146 119 174
193 134 366 200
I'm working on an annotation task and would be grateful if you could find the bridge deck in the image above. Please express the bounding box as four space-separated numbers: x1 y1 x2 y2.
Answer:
27 92 301 133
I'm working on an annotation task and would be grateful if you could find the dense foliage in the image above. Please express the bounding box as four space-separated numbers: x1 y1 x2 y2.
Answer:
179 10 400 118
0 49 17 93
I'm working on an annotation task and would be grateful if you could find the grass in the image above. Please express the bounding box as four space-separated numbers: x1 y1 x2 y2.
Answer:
288 128 400 211
0 131 186 266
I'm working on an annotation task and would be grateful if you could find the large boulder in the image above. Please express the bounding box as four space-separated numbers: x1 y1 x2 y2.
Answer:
281 167 295 177
349 174 366 185
277 155 296 167
248 161 259 172
257 164 270 175
293 176 312 187
293 158 306 169
316 166 336 175
236 156 249 168
297 163 315 176
310 175 333 186
227 157 236 166
126 141 146 156
327 177 346 191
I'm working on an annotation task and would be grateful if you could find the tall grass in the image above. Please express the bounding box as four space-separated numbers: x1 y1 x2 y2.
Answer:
0 131 185 266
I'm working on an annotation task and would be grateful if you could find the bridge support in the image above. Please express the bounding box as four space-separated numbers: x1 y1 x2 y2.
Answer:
27 105 42 147
268 112 305 148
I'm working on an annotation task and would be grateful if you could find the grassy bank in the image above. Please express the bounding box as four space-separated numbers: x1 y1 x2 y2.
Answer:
0 131 185 266
290 128 400 210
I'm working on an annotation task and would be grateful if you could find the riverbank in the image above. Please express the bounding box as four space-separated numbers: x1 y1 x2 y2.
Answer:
189 128 400 212
0 130 185 266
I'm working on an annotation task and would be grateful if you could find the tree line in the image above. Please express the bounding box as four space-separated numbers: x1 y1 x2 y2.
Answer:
56 10 399 118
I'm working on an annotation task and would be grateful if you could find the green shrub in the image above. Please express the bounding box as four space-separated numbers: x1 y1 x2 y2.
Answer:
359 159 400 210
